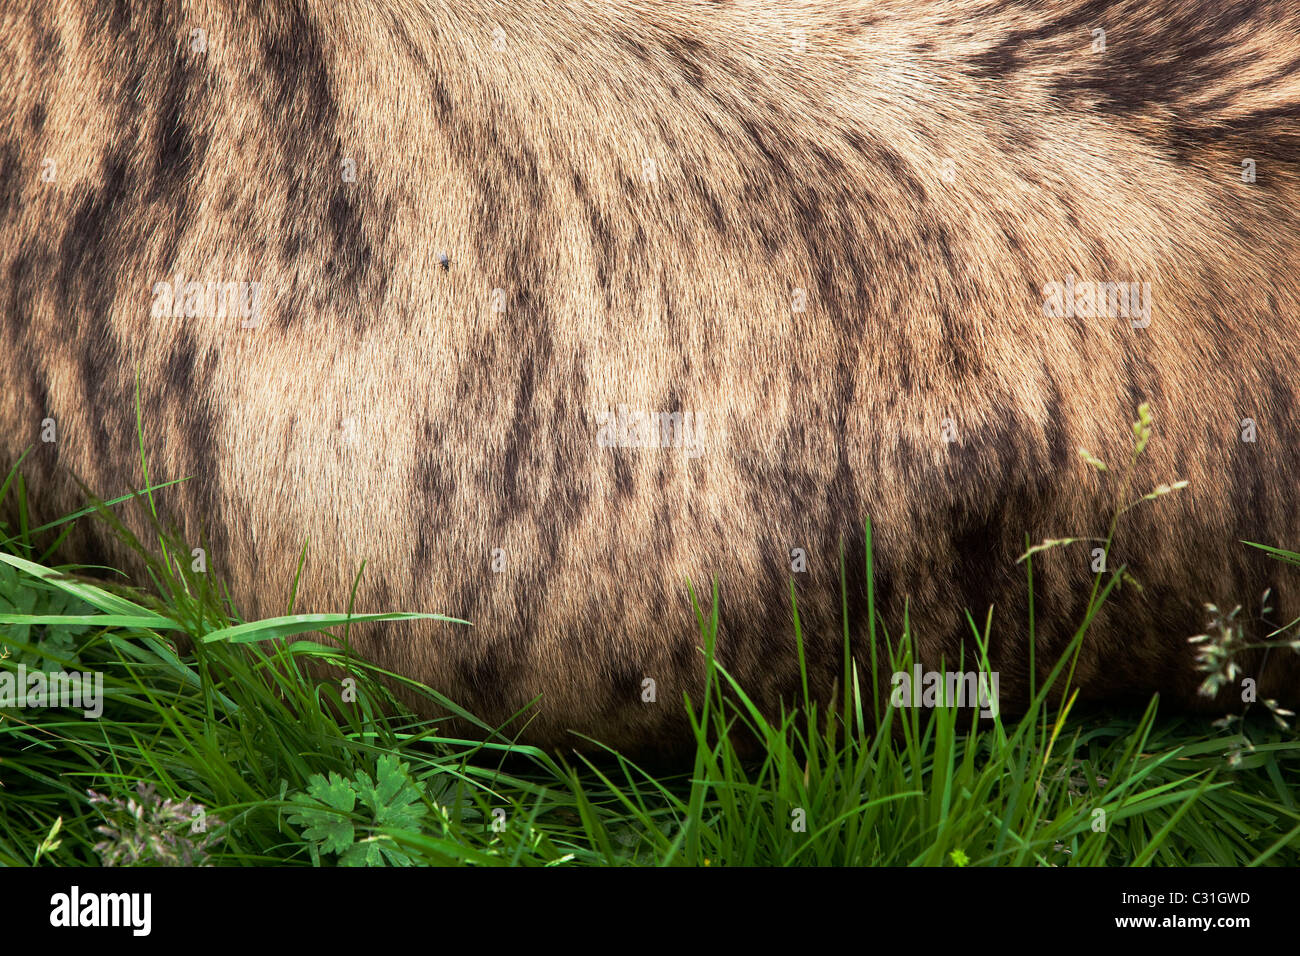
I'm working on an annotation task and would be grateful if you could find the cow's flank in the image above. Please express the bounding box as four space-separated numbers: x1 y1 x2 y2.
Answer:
2 0 1299 754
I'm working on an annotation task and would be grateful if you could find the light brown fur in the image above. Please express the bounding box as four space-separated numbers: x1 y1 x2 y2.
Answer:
2 0 1299 755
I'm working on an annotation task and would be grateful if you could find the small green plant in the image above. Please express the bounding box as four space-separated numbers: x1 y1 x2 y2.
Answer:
287 754 431 867
1021 403 1188 577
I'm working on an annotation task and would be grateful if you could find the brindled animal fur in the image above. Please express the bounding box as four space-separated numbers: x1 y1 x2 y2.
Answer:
2 0 1299 755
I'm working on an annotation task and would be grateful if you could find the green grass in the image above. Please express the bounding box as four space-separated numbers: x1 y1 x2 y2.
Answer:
1 405 1299 866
